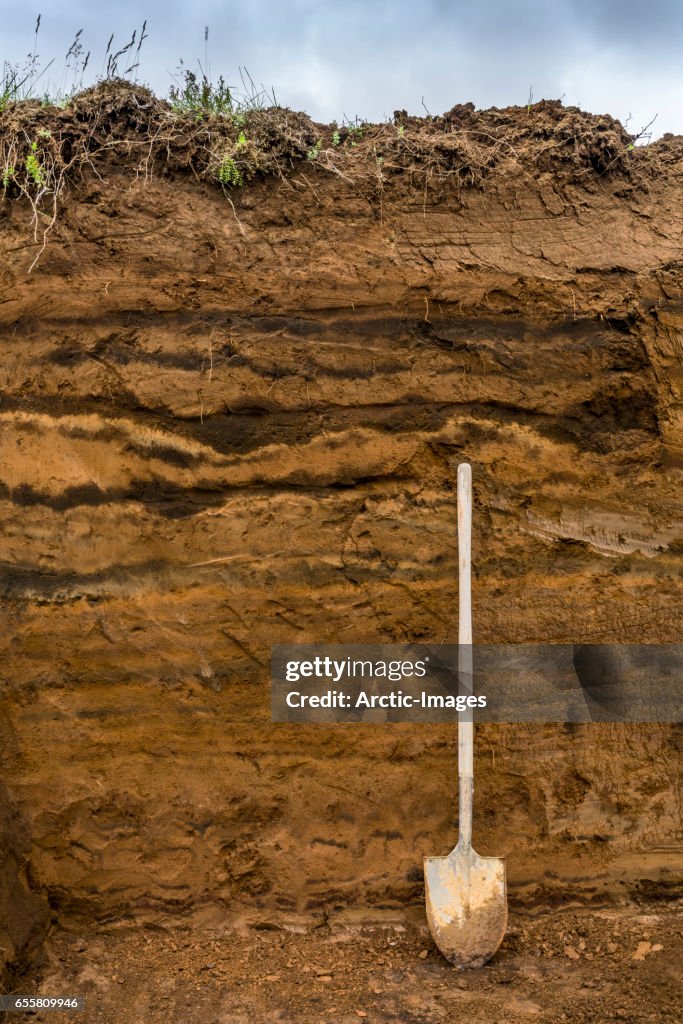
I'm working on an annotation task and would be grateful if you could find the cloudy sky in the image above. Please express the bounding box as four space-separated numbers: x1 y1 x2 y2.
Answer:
3 1 682 138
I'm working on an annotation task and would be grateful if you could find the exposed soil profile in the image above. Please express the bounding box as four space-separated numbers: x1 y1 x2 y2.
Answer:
0 85 681 1020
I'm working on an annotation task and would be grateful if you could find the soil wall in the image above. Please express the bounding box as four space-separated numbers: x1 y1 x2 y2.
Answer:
0 97 681 945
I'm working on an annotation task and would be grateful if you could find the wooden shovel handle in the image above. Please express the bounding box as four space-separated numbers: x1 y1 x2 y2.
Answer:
457 463 474 850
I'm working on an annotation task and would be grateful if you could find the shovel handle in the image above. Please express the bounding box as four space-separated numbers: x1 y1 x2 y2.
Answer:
457 463 474 850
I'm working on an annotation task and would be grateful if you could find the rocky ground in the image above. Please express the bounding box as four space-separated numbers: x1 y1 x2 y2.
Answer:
7 899 682 1023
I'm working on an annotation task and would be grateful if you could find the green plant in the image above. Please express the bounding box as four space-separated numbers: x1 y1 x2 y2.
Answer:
397 124 405 138
169 68 234 117
307 139 322 161
332 130 341 146
25 141 45 187
1 164 15 190
216 155 242 188
0 57 48 111
0 67 20 111
0 16 54 111
236 131 248 148
346 124 364 147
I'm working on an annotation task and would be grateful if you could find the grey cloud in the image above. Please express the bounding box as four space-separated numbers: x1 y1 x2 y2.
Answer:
1 1 681 134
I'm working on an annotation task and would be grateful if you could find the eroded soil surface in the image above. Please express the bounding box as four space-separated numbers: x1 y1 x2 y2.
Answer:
10 900 682 1024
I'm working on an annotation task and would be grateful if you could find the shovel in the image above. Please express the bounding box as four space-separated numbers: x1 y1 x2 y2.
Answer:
424 462 507 968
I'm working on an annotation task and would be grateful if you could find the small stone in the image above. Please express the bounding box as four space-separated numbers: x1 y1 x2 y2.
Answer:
418 950 429 959
315 967 333 976
607 942 618 954
355 1013 368 1019
316 975 332 983
564 946 580 960
632 941 652 961
264 974 280 982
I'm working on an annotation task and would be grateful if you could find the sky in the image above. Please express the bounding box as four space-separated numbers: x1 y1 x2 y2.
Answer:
2 1 683 139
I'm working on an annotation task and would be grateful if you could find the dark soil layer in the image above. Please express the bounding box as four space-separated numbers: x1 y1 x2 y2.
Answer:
0 86 681 985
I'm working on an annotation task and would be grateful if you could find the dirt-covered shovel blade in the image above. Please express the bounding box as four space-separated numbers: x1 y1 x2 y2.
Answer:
424 463 507 967
425 846 507 968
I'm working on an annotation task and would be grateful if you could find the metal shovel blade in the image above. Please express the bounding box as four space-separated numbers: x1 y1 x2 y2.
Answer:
425 844 507 968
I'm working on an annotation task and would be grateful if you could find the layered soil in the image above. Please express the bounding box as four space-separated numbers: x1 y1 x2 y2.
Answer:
0 87 681 993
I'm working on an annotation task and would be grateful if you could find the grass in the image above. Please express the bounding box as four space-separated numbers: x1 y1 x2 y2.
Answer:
0 15 51 111
169 68 234 117
0 15 651 271
1 17 277 119
0 16 303 264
